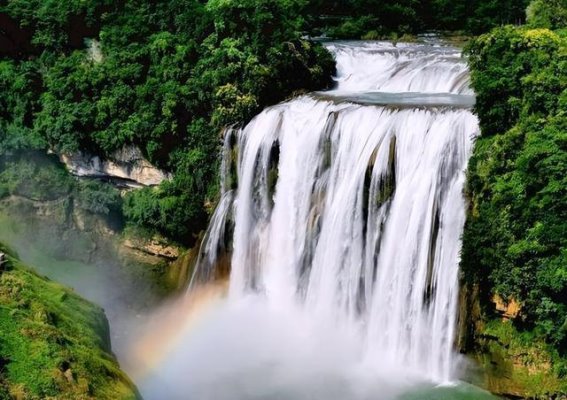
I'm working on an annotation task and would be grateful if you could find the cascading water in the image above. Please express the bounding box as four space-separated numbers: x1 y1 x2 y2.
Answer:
142 41 485 400
327 41 473 94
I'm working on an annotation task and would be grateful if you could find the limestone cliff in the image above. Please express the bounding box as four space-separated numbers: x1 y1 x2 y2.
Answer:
57 146 171 187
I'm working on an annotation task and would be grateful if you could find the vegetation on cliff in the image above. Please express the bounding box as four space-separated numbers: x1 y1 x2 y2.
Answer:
0 242 138 399
474 319 567 397
463 2 567 394
0 0 335 244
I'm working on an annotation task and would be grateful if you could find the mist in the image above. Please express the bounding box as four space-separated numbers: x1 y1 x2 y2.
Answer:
0 210 165 363
129 283 494 400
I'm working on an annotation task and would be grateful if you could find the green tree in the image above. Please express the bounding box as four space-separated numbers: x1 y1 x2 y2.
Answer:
464 25 567 351
526 0 567 30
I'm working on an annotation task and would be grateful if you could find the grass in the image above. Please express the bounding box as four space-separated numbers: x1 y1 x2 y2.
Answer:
0 243 139 399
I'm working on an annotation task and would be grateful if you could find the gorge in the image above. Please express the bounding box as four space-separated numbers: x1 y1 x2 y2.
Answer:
136 40 493 400
1 0 566 398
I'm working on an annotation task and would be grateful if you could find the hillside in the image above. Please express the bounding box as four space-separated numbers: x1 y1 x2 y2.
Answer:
0 243 138 399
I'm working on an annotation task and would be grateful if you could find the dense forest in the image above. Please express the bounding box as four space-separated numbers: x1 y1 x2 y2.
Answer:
462 1 567 375
0 0 336 243
308 0 530 37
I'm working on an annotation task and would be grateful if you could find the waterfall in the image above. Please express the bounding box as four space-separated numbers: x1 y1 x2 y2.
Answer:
327 41 473 94
183 40 480 398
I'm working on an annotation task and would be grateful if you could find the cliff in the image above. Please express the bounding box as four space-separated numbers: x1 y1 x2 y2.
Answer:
0 243 140 399
57 146 171 188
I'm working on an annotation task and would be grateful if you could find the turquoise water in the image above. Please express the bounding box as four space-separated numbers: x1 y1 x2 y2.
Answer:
402 382 497 399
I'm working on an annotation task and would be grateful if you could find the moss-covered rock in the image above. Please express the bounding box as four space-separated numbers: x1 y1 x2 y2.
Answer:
0 243 139 399
472 319 567 399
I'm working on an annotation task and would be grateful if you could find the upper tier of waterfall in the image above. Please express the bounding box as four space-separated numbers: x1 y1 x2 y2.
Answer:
325 41 472 95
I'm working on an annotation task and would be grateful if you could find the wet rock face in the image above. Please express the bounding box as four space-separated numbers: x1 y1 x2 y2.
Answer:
58 146 171 187
457 281 567 398
492 295 521 320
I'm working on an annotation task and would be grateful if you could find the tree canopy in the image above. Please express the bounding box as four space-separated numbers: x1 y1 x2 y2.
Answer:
464 19 567 355
0 0 335 243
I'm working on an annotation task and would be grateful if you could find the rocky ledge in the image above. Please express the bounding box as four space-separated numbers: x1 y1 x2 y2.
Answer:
57 146 171 187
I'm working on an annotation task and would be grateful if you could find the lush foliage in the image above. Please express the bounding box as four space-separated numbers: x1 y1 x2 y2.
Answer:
306 0 530 38
463 20 567 354
0 243 138 399
527 0 567 30
0 0 335 243
476 319 567 396
0 154 71 201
